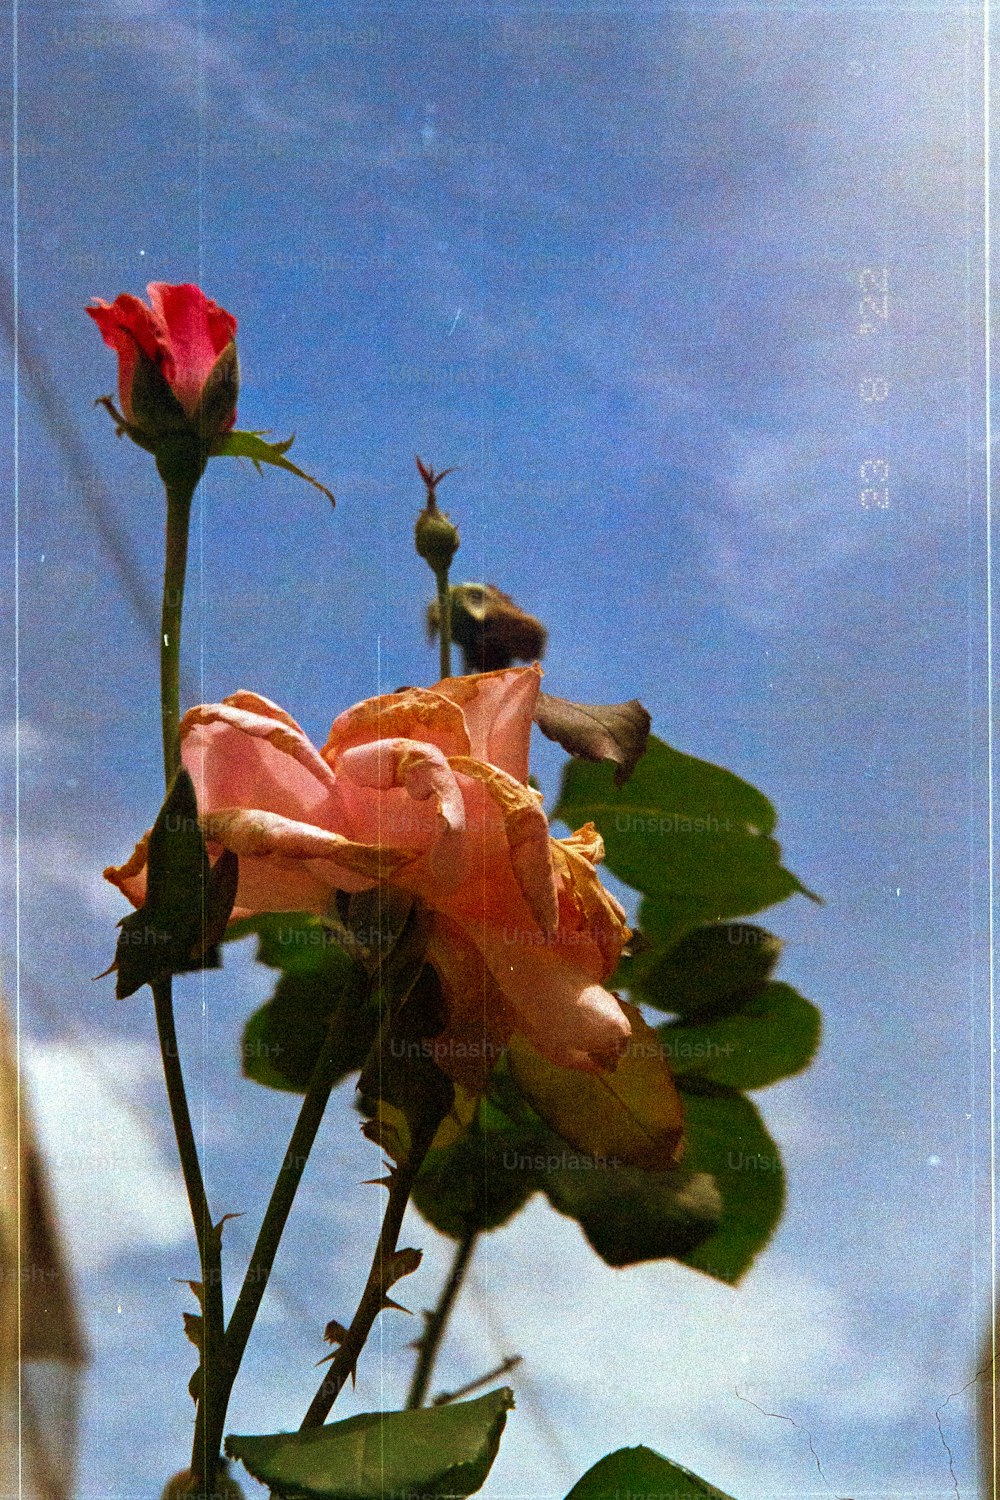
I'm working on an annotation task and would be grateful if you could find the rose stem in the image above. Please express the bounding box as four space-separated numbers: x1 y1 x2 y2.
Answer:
298 1114 445 1429
218 1000 359 1402
435 563 453 679
152 469 227 1487
431 1355 522 1408
405 1225 479 1409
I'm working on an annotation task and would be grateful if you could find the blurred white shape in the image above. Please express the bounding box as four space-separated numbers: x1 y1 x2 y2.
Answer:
0 1002 87 1500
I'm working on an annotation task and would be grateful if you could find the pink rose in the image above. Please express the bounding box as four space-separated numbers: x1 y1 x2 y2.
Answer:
107 667 633 1079
87 282 238 441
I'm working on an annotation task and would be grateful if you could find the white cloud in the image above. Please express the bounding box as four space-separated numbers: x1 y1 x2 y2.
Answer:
408 1195 975 1498
1 830 123 920
95 0 308 137
21 1037 191 1273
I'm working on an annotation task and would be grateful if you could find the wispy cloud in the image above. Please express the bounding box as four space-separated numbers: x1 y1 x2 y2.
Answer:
83 0 309 136
22 1037 191 1273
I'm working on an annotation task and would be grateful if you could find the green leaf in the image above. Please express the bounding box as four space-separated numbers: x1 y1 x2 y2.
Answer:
225 1387 514 1499
627 922 783 1014
232 914 373 1092
565 1445 737 1499
216 429 335 506
542 1155 722 1268
658 982 821 1091
244 965 372 1093
113 770 237 999
555 738 816 950
413 1085 541 1239
228 911 343 975
673 1081 785 1283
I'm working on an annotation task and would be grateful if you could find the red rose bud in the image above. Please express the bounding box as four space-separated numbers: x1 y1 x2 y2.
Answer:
87 282 238 447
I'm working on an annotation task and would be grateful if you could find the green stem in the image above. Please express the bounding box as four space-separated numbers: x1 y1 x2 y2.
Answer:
435 567 452 680
161 483 193 783
153 465 227 1489
219 1002 353 1397
406 1226 479 1409
299 1120 443 1429
154 976 226 1478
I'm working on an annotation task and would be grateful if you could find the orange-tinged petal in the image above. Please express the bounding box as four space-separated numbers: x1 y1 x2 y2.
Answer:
476 926 632 1073
551 831 631 981
556 820 605 866
432 665 542 783
448 755 558 934
104 833 150 909
200 807 416 882
321 688 471 764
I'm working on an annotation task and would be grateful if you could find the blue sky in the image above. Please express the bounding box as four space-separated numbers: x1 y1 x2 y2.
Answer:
0 0 991 1496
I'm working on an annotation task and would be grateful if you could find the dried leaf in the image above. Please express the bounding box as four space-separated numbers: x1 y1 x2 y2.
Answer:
429 583 547 671
533 692 651 786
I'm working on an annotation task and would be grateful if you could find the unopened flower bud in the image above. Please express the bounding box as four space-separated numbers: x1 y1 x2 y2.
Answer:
88 282 239 451
413 456 461 573
414 503 461 572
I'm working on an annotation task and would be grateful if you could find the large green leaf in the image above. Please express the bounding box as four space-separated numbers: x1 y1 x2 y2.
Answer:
231 914 373 1092
566 1446 737 1499
673 1081 785 1283
414 1068 720 1266
626 922 782 1014
225 1387 514 1499
542 1156 722 1268
112 770 238 998
555 738 815 949
658 982 821 1091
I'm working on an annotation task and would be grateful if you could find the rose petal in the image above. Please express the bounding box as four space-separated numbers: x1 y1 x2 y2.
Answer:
179 699 344 828
448 755 558 934
146 282 238 417
200 807 418 913
321 687 471 764
432 666 542 782
551 829 630 980
477 925 632 1073
337 739 466 837
104 832 150 909
87 293 166 421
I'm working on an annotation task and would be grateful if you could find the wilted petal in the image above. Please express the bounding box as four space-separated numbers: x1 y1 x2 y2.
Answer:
200 807 415 912
321 687 470 764
104 833 150 908
551 828 631 979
